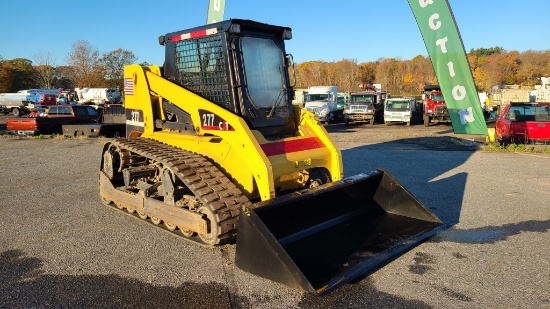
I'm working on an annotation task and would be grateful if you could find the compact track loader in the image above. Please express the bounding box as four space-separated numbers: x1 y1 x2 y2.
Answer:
99 19 442 296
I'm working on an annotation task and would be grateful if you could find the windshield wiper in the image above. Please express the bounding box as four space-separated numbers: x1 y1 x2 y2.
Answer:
267 65 287 118
267 88 286 118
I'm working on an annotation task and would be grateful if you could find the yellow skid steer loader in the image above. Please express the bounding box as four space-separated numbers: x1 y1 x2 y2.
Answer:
99 19 442 296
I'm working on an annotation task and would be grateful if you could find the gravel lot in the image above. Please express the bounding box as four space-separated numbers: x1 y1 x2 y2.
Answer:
1 116 549 308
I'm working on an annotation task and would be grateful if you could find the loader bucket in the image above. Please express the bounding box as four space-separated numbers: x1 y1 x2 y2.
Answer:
235 169 442 296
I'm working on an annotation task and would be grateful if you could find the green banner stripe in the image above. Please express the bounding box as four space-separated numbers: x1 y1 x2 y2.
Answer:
408 0 487 134
207 0 226 24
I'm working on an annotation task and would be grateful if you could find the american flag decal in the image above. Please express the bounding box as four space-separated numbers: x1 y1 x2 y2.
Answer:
124 78 134 95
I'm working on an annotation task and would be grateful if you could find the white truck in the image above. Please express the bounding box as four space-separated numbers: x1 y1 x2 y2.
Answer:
292 88 308 107
0 93 28 116
303 86 339 123
74 88 122 106
487 84 530 117
0 89 63 116
383 97 421 126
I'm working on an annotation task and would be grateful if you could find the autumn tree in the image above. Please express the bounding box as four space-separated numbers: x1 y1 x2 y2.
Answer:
66 40 105 87
295 61 327 87
323 62 338 87
55 66 77 89
0 55 8 92
516 50 550 87
358 62 377 85
409 55 436 93
32 51 58 89
376 58 403 95
100 48 138 88
334 59 360 94
472 66 490 92
0 58 34 92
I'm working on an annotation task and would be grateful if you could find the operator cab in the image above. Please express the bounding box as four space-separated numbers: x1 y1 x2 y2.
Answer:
160 19 296 137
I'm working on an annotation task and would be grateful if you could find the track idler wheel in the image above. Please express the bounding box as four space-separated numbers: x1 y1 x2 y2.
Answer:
179 228 195 237
197 205 221 246
164 222 177 231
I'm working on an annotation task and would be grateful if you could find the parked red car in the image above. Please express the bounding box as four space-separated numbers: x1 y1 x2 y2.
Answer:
495 102 550 145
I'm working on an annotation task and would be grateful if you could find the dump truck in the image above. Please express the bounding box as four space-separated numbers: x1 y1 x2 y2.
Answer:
422 84 450 126
487 84 531 118
98 19 442 296
343 90 381 125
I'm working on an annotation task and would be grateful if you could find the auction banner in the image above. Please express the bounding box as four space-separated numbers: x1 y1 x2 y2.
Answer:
207 0 226 24
408 0 488 134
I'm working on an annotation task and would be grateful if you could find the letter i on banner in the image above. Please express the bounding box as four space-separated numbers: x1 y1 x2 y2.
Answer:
408 0 488 134
207 0 226 24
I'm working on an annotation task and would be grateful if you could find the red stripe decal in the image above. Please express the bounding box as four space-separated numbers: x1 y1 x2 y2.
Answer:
190 30 207 38
260 137 325 157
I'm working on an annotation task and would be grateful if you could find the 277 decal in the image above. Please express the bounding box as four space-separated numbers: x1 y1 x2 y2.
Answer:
199 109 234 131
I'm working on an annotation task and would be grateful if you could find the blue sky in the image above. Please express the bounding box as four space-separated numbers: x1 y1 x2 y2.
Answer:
1 0 548 66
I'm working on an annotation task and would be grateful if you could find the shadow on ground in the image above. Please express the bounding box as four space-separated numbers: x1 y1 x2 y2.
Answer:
0 249 247 309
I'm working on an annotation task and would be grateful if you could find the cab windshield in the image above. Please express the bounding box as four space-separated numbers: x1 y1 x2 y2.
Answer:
306 94 329 102
385 100 410 111
430 93 444 101
242 37 286 109
351 95 376 103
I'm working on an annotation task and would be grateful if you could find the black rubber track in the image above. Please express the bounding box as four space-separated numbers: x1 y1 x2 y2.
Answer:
103 137 251 246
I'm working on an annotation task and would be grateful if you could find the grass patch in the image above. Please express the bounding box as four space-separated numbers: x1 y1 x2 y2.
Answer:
482 142 550 154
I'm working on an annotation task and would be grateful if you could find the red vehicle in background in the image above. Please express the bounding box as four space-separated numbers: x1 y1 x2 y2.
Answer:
422 84 450 126
495 102 550 146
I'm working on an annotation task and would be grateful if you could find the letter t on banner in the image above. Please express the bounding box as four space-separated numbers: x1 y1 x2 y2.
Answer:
408 0 488 134
207 0 226 24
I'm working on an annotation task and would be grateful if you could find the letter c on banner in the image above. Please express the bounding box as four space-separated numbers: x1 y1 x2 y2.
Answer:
429 13 441 30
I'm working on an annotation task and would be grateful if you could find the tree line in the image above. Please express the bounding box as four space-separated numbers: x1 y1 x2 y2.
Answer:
2 42 550 96
295 47 550 95
0 40 141 93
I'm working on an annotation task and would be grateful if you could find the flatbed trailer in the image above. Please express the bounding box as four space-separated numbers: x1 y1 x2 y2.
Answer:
62 104 126 138
62 123 125 138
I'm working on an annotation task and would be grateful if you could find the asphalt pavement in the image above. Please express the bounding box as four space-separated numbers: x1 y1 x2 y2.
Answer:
0 127 549 308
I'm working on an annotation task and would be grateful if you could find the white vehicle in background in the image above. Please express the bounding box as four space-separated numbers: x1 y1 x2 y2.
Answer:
383 97 421 126
74 88 122 106
304 86 339 123
0 93 28 116
292 88 308 107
